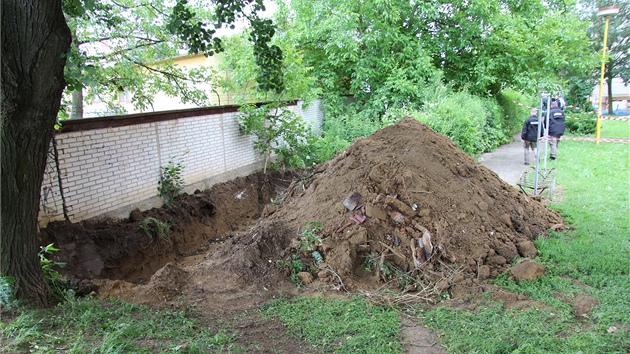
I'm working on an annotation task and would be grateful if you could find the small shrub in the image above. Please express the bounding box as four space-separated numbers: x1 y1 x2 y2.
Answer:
0 276 16 308
276 254 304 286
39 243 68 298
138 217 171 243
565 113 596 135
305 133 351 164
238 102 311 172
296 221 322 253
158 151 188 205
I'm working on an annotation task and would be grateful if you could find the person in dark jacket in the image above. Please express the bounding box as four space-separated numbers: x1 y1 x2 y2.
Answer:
547 100 565 160
556 95 566 111
521 108 540 165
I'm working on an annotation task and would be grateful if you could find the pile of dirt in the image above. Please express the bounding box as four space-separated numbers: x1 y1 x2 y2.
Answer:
41 117 564 308
263 118 564 287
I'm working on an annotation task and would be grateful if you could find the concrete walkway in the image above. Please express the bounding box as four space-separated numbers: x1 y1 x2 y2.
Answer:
478 135 529 186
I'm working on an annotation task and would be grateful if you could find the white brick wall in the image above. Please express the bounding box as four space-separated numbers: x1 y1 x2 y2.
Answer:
39 99 324 226
299 100 325 135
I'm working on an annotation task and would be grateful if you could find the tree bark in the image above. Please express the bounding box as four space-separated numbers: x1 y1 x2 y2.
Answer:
70 89 84 119
1 0 71 305
69 21 84 120
606 73 614 115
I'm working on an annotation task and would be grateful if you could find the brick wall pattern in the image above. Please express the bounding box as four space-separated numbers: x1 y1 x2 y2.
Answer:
39 99 324 226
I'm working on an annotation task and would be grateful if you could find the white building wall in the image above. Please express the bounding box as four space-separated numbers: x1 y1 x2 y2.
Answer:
39 100 324 226
299 99 325 134
591 77 630 109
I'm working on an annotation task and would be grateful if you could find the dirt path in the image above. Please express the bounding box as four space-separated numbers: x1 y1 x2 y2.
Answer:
401 316 445 353
479 134 530 186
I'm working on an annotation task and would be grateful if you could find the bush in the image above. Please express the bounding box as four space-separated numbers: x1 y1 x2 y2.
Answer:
290 110 380 165
496 89 533 135
481 97 511 151
289 131 356 168
158 151 187 206
565 76 596 111
314 134 351 161
413 91 512 156
310 88 533 161
322 112 382 142
565 114 597 135
238 102 310 172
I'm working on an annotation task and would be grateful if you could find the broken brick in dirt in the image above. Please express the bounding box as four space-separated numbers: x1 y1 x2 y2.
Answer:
40 117 564 308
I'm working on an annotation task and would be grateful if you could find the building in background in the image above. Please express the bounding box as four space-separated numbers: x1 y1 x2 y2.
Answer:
82 53 242 118
591 77 630 114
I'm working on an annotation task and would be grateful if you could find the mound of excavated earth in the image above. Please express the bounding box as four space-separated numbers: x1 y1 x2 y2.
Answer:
43 117 564 307
248 117 564 293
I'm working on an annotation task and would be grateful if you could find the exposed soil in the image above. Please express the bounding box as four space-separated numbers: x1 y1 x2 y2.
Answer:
40 117 566 352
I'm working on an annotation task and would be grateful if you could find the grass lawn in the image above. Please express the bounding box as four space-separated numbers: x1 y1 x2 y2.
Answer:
601 118 630 139
417 119 629 352
1 120 628 353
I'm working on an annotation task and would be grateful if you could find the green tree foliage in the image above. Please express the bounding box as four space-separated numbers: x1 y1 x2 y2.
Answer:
167 0 222 55
267 0 598 162
61 0 224 118
279 0 441 124
219 24 322 170
282 0 594 108
218 32 320 103
425 0 594 95
61 0 283 118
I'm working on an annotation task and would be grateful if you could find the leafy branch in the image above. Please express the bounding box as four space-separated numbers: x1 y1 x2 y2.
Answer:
238 101 310 173
158 151 188 206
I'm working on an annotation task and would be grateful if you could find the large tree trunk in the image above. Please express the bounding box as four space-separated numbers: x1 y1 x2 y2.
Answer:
606 74 614 115
1 1 71 305
69 21 84 120
70 90 84 119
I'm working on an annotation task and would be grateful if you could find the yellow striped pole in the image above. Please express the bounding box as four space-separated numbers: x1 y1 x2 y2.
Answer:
596 6 620 145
